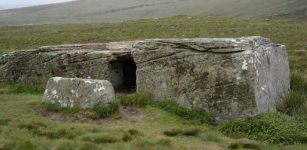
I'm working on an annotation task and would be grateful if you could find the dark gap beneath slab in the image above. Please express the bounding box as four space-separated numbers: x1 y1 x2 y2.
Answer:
110 55 137 96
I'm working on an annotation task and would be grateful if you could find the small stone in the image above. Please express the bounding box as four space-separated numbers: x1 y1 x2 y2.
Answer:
43 77 115 109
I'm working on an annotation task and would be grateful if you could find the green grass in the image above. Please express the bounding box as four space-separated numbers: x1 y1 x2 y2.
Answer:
91 102 120 118
0 0 306 26
0 94 234 150
1 82 307 147
219 113 307 144
117 93 214 125
228 139 264 150
280 72 307 116
122 129 143 142
81 134 119 144
120 92 153 107
0 92 307 149
128 129 143 136
0 74 306 148
40 101 120 119
135 139 172 150
150 100 215 125
39 92 215 125
0 16 306 75
0 16 307 149
0 83 44 95
163 128 200 137
219 75 307 145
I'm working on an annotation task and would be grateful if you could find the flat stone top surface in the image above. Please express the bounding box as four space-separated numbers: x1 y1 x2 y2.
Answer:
39 41 136 52
134 36 274 53
1 36 280 59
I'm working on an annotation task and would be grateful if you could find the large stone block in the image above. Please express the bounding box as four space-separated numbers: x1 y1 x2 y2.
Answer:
43 77 115 108
0 42 133 86
133 37 290 121
0 37 290 121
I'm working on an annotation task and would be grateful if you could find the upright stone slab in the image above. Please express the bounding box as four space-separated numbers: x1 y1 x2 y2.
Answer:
43 77 115 108
132 37 290 122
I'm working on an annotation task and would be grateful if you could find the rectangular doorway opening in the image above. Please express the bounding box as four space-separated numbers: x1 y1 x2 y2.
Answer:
110 56 137 93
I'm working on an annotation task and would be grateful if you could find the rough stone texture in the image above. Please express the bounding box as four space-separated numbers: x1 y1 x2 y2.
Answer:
0 36 290 121
0 42 134 86
132 37 290 121
43 77 115 108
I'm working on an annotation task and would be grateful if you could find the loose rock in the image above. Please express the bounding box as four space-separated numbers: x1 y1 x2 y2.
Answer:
43 77 115 108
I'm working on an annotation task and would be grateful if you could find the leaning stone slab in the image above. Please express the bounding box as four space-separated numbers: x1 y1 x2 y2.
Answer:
43 77 115 108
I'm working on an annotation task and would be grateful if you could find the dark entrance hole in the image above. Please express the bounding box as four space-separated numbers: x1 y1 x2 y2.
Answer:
110 56 137 93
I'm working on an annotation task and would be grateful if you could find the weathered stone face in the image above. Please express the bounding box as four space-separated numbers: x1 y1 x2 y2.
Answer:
0 37 290 121
0 42 134 86
43 77 115 108
132 37 290 122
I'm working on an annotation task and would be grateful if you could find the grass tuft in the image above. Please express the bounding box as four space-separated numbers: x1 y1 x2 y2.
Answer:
219 113 307 144
163 128 200 137
136 139 172 150
92 101 120 118
222 73 307 145
0 139 16 150
228 143 240 149
182 128 200 136
279 72 307 116
17 121 48 131
163 129 182 137
128 129 142 136
122 129 143 142
40 92 215 125
40 101 119 119
38 128 78 139
14 140 36 150
200 133 227 143
0 83 44 95
0 118 11 126
18 122 80 140
52 141 99 150
122 133 133 142
120 93 153 107
0 139 36 150
228 139 263 150
150 100 215 125
82 134 119 144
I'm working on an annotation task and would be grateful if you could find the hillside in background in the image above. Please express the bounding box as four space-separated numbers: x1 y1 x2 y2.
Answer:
0 16 306 76
0 0 306 26
0 1 307 149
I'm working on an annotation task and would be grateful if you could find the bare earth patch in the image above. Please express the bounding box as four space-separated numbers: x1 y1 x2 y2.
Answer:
32 106 146 124
119 106 145 121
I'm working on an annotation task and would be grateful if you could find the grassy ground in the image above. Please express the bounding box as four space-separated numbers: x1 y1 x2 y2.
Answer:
0 94 235 150
0 0 306 25
0 93 306 150
0 16 306 75
0 80 306 149
0 16 307 149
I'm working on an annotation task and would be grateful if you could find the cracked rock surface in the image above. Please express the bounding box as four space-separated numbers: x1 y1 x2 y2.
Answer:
132 37 290 122
0 37 290 121
43 77 115 109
